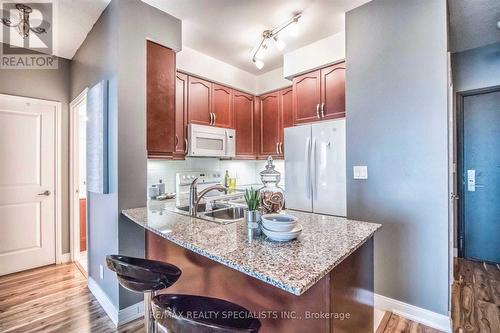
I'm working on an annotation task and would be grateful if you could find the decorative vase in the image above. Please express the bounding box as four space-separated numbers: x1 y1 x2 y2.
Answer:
245 210 261 241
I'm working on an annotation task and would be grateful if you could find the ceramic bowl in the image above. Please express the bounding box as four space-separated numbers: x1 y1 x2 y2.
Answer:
262 224 303 242
261 214 298 232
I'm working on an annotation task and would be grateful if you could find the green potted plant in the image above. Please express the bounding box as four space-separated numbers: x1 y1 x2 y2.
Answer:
244 187 261 239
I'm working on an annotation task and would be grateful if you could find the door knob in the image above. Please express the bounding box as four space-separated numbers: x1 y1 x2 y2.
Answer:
38 190 51 196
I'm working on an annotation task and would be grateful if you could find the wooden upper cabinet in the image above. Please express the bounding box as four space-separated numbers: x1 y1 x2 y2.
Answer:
212 84 233 128
320 62 345 120
187 76 212 125
146 41 176 158
279 87 293 157
259 91 281 156
280 87 293 130
292 70 321 124
174 72 188 159
233 91 254 158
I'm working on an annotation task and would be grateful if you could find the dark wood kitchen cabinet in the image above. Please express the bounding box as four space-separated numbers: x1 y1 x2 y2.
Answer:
279 87 293 156
320 62 346 120
233 90 255 158
146 41 176 158
212 84 233 128
292 69 321 124
292 61 345 124
174 72 188 159
187 76 212 125
259 91 281 157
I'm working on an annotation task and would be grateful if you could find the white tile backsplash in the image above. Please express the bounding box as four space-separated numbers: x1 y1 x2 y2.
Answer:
147 158 285 193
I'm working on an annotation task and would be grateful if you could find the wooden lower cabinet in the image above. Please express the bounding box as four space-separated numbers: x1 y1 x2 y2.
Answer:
233 90 255 158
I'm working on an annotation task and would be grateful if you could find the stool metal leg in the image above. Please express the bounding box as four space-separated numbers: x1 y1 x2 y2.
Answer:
144 291 158 333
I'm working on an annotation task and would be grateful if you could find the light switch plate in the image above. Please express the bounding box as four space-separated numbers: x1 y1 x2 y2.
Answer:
353 166 368 179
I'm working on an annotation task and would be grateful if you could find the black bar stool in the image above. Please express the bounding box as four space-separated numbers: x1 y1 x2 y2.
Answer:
152 294 261 333
106 255 182 333
106 255 261 333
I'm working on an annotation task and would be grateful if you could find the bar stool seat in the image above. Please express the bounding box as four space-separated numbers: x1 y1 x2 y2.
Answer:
106 255 182 292
106 255 182 333
152 294 261 333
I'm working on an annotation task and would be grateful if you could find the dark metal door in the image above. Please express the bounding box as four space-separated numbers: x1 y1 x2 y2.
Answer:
462 89 500 263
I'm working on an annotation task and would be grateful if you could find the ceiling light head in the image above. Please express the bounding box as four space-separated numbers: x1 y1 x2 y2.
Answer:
274 36 286 51
253 58 264 70
255 43 267 60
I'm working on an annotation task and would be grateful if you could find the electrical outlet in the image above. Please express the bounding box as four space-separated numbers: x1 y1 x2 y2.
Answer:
100 265 104 279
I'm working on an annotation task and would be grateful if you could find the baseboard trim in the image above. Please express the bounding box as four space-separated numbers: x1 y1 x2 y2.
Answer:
119 300 144 326
87 277 144 327
374 294 451 333
88 277 118 326
60 253 72 264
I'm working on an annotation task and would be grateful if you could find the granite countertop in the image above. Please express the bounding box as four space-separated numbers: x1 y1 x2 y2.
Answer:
122 201 381 296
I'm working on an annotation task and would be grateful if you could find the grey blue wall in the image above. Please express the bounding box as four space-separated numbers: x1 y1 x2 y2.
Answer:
452 42 500 93
346 0 449 315
70 0 181 310
0 46 71 254
115 0 181 310
70 0 120 308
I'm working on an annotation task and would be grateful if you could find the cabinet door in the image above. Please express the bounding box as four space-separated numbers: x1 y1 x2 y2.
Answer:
259 91 281 157
279 87 293 157
146 41 175 157
292 70 321 124
212 84 233 128
174 72 188 159
187 76 212 125
233 91 255 158
321 62 345 120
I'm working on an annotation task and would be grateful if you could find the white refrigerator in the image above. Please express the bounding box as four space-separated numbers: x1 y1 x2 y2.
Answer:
284 119 346 216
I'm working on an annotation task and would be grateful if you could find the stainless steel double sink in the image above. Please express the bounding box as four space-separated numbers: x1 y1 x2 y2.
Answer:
168 202 246 224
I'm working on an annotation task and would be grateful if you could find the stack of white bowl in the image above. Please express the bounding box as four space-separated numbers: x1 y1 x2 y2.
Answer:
261 214 302 242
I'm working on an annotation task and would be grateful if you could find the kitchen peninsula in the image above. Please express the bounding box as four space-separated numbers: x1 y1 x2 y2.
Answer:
123 201 380 333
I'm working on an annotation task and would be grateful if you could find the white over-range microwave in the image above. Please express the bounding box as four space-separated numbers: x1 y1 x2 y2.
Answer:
187 124 235 158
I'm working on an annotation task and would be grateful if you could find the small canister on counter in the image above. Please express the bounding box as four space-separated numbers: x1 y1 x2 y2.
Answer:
259 156 284 214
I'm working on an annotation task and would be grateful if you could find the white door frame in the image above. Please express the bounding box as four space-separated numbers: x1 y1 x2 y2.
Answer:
0 93 63 264
69 88 88 263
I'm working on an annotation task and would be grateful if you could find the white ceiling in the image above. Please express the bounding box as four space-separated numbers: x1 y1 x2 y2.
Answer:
0 0 110 59
143 0 370 74
448 0 500 53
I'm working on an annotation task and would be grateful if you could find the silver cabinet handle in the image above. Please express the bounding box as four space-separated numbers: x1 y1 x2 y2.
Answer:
209 112 213 125
320 103 325 118
279 142 283 154
213 112 216 125
175 135 179 149
316 103 320 119
184 138 188 154
276 142 279 154
38 190 51 196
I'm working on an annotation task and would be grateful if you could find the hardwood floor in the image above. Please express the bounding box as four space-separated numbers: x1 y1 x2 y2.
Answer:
0 262 459 333
376 311 444 333
0 263 144 333
452 258 500 333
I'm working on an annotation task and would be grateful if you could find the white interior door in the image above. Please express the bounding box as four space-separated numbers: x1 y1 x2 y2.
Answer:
0 95 56 275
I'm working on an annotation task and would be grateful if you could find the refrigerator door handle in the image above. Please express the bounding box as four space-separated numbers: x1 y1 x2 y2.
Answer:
305 137 311 199
311 137 317 200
